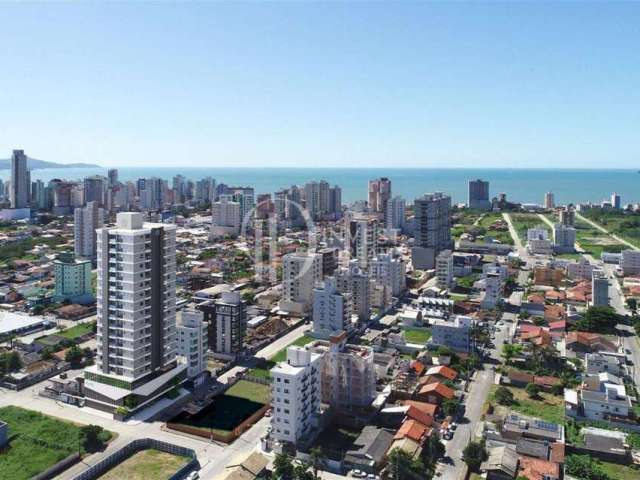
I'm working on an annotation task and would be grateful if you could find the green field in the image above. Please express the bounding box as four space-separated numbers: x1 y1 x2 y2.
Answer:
248 334 314 378
488 385 564 424
403 327 432 344
58 321 96 340
509 213 550 243
452 212 513 245
0 406 112 480
99 449 190 480
451 210 484 240
170 380 270 436
598 459 640 479
581 210 640 249
574 217 626 258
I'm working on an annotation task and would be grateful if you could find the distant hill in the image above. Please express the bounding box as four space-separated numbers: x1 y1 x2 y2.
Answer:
0 157 100 170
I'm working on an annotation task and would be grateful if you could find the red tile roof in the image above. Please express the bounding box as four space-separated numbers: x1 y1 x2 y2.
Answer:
425 365 458 381
550 443 565 464
419 382 455 400
394 419 429 443
548 321 566 331
411 360 426 376
405 405 434 427
518 456 560 480
402 400 438 417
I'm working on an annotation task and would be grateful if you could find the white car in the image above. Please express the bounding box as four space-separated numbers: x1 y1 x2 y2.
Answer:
186 472 200 480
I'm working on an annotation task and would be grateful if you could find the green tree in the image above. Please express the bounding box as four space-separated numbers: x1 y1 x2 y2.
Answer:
565 454 609 480
501 344 522 366
80 424 107 453
273 452 295 480
462 441 487 472
7 351 22 371
525 383 541 399
386 448 425 480
494 386 514 405
293 462 314 480
424 431 445 464
65 344 84 368
575 306 618 333
627 298 638 315
442 398 460 416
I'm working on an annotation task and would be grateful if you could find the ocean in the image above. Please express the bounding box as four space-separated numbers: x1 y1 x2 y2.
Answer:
1 167 638 206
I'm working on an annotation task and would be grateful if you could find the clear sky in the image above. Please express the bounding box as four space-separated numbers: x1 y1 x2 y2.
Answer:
2 2 639 169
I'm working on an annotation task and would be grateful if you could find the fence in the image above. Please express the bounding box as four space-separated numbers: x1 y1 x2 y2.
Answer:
71 438 198 480
32 453 81 480
166 403 270 444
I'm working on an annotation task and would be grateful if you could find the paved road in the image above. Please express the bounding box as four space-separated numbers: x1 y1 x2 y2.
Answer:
438 311 511 480
1 323 311 480
576 212 639 251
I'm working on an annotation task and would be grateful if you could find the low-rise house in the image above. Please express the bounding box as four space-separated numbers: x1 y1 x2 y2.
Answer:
343 426 394 473
502 414 564 443
579 383 632 420
423 365 458 384
585 352 623 376
544 305 565 323
416 382 455 405
582 427 630 464
220 452 270 480
480 445 519 480
516 438 550 460
394 419 431 445
517 456 560 480
387 437 422 460
402 400 438 418
566 331 618 357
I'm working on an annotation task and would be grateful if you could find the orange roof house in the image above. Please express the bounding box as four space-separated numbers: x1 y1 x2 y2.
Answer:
394 419 431 444
417 382 455 404
402 400 438 417
566 331 617 354
424 365 458 381
518 456 560 480
405 405 434 427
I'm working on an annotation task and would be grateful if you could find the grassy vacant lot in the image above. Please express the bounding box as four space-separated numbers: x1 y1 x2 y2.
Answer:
574 217 626 258
248 334 314 379
582 210 640 248
0 406 112 480
598 459 640 479
476 213 514 245
0 235 67 264
451 210 484 240
403 327 432 344
488 385 564 424
99 449 189 480
510 213 550 243
58 321 96 340
171 379 270 436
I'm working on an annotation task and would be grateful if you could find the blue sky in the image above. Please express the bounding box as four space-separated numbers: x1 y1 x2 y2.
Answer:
1 2 639 168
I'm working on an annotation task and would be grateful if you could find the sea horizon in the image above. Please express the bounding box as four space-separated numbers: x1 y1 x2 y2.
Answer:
1 166 638 206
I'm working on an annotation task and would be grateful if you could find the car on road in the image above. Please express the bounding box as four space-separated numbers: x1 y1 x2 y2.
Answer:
186 472 200 480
